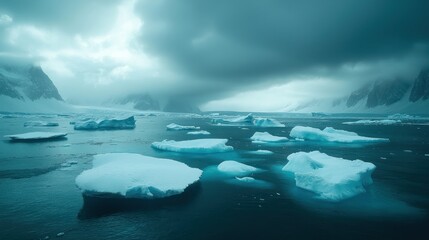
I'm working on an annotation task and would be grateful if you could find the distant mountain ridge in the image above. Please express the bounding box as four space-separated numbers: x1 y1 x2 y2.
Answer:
0 64 63 101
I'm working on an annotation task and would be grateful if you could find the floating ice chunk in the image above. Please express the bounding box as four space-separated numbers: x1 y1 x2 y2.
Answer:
74 116 135 130
343 119 401 125
211 113 254 124
289 126 389 143
235 176 255 182
282 151 376 201
187 130 211 135
217 160 259 176
166 123 200 131
152 138 233 153
387 113 416 120
24 121 59 127
4 132 67 141
425 154 429 157
250 132 288 143
252 118 285 127
75 153 202 198
250 150 274 155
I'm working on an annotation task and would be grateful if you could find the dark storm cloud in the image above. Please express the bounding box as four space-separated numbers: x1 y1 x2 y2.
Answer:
135 0 429 85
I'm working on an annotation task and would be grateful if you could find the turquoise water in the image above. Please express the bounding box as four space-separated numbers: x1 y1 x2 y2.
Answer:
0 112 428 239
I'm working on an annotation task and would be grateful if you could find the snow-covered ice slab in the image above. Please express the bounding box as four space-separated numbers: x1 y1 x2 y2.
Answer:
75 153 202 198
217 161 259 176
282 151 376 201
166 123 200 131
152 138 233 153
212 113 284 128
252 118 285 127
74 116 136 130
343 119 401 125
250 150 274 155
187 130 210 135
251 132 288 143
24 121 59 127
289 126 389 143
4 132 67 141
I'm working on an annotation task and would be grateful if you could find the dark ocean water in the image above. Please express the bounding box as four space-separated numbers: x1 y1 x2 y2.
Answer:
0 112 428 240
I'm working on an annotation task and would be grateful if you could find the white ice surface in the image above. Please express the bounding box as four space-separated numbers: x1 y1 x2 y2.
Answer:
75 153 202 198
166 123 200 131
282 151 376 201
250 132 288 143
4 132 67 140
289 126 389 143
217 160 259 176
152 138 233 153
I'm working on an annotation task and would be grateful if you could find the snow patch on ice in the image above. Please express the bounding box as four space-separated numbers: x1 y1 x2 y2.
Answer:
152 138 233 153
282 151 376 201
290 126 389 143
166 123 200 131
75 153 202 198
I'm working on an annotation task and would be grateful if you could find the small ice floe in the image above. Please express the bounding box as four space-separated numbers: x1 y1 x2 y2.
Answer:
56 232 65 237
4 132 67 141
250 132 288 143
235 176 255 182
289 126 389 143
60 160 78 168
403 150 413 153
166 123 200 131
425 154 429 157
249 150 274 155
152 138 233 153
342 119 401 125
75 153 202 198
282 151 376 201
24 121 59 127
217 160 259 176
380 157 387 160
74 116 135 130
187 130 210 135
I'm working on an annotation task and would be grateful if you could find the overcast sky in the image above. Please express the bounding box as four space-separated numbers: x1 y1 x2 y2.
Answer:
1 0 428 111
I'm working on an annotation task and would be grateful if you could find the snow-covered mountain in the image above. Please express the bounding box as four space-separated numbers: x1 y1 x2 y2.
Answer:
0 63 69 113
284 68 429 114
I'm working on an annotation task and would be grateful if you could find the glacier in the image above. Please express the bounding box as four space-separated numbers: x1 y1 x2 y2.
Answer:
250 132 288 143
282 151 376 201
74 116 136 130
75 153 202 199
289 126 389 143
166 123 200 131
4 132 67 141
152 138 233 153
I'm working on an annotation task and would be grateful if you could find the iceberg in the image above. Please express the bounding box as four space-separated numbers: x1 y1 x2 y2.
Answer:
235 176 255 182
152 138 233 153
166 123 200 131
217 161 259 176
75 153 202 199
252 118 285 127
250 132 288 143
24 121 59 127
187 130 211 135
4 132 67 141
282 151 376 201
387 113 416 120
74 116 136 130
289 126 389 143
250 150 274 155
343 119 401 125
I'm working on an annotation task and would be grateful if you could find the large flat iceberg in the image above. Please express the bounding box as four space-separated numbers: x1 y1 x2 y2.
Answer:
250 132 288 143
289 126 389 143
343 119 401 125
217 160 259 176
166 123 200 131
152 138 233 153
74 116 136 130
5 132 67 141
282 151 376 201
212 113 284 128
75 153 202 198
